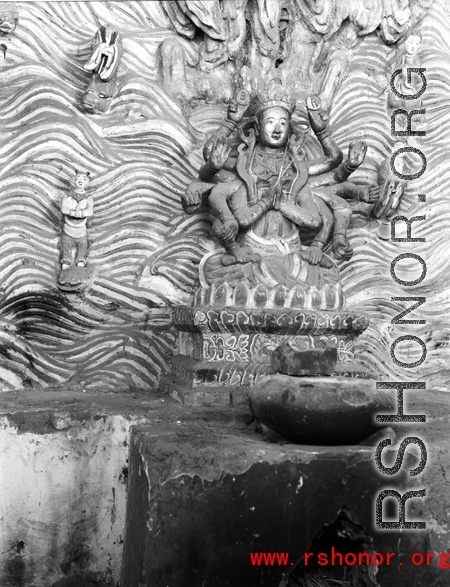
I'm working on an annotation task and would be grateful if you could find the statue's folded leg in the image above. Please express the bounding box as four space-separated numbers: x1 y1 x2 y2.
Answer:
311 185 353 260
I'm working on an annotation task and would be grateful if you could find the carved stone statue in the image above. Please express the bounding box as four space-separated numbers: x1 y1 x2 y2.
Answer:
182 79 375 309
58 172 94 292
0 2 18 35
160 4 430 419
81 26 123 114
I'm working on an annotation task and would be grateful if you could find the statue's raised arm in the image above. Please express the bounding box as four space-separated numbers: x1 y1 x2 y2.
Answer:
306 96 343 177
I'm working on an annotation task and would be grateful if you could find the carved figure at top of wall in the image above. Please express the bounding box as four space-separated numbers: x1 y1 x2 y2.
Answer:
0 2 18 35
182 80 375 307
81 26 123 114
311 20 360 111
160 0 240 103
387 29 423 111
160 29 234 105
161 1 226 42
295 0 428 44
58 171 95 292
245 0 282 76
160 0 290 104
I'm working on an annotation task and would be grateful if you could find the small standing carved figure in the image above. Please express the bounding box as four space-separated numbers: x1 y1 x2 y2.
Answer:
58 172 94 292
388 29 423 111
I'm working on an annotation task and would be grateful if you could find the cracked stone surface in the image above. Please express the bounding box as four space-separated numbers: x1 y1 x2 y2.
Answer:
121 389 450 587
1 389 450 587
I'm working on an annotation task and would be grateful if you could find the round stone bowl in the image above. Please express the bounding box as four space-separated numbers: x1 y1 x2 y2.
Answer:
249 375 395 445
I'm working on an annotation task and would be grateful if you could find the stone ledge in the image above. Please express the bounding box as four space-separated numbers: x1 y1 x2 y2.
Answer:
121 411 450 587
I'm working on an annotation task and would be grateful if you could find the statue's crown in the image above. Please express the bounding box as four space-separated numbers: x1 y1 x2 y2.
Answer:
255 79 296 116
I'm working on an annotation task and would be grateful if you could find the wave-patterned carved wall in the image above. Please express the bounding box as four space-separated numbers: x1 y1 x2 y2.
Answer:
0 1 448 392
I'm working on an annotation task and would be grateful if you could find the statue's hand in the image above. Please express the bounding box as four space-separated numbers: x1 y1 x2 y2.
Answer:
332 234 353 261
305 243 324 265
199 60 213 73
183 180 205 208
209 135 231 172
228 88 250 123
306 95 329 135
261 191 275 211
358 184 380 204
270 184 284 211
348 140 367 168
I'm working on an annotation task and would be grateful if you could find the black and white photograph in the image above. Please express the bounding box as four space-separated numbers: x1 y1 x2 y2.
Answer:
0 1 448 586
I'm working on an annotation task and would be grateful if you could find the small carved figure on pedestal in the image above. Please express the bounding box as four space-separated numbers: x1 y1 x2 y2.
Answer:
0 2 18 36
57 171 95 292
81 26 123 114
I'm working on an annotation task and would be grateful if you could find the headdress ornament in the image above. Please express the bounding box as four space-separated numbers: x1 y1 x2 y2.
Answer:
255 78 296 117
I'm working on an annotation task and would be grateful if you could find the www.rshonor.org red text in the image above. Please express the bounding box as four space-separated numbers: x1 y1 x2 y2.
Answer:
249 550 450 568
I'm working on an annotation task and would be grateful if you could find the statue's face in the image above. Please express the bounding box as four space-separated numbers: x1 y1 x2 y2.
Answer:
259 107 290 148
74 174 89 190
81 75 115 114
405 35 420 56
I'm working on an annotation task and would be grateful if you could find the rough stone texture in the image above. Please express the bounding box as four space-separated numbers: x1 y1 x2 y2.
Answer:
0 390 251 586
0 390 173 587
271 342 338 376
121 391 450 587
1 383 450 587
249 375 395 445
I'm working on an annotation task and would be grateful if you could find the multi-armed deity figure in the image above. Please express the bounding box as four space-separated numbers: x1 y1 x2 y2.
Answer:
182 78 376 306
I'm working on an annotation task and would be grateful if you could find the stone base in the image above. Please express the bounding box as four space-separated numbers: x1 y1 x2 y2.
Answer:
160 378 252 407
57 263 94 293
121 418 448 587
165 306 372 404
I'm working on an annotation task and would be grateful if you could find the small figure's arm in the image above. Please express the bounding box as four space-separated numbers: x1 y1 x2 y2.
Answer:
84 196 94 217
61 195 74 216
61 196 94 218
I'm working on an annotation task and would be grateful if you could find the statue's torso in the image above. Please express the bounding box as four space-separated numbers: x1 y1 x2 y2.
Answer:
248 146 299 244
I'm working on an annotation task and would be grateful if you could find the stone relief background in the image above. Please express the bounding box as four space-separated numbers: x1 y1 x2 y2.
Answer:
0 0 448 393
